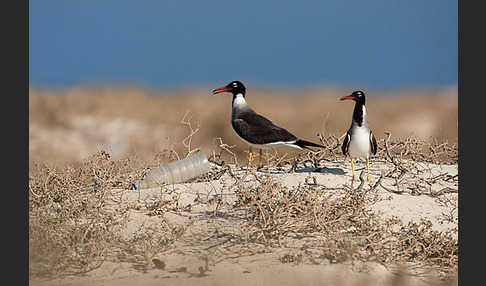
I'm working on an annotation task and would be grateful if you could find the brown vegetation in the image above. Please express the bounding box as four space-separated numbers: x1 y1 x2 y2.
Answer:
29 85 458 286
29 85 457 167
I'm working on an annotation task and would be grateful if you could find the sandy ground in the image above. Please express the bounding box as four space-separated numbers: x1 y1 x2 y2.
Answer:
31 159 458 286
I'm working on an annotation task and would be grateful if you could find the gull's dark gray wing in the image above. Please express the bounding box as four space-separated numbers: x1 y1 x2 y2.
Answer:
341 132 350 156
370 130 378 155
231 110 297 145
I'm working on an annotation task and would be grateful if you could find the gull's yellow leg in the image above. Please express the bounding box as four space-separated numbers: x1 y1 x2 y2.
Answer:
351 158 359 182
366 158 371 182
248 147 253 165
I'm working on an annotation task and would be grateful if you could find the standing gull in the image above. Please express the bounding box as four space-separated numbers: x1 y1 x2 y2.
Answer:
212 80 325 167
340 90 378 182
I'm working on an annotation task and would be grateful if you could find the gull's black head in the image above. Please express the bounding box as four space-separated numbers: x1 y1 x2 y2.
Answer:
340 90 366 105
212 81 246 97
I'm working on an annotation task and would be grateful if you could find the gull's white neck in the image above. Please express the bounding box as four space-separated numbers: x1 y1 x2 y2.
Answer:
233 93 247 107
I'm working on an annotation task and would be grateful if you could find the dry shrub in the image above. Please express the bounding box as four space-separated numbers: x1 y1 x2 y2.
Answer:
232 173 379 261
30 154 122 277
389 219 458 269
221 168 457 279
29 116 457 284
203 135 458 280
28 85 458 285
29 151 164 277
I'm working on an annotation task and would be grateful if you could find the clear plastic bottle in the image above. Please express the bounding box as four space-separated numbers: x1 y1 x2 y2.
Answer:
133 151 210 190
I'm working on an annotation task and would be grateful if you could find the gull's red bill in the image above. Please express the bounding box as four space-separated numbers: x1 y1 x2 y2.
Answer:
212 86 232 95
340 95 354 101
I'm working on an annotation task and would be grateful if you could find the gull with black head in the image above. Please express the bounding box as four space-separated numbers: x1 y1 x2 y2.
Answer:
212 80 325 168
340 90 378 183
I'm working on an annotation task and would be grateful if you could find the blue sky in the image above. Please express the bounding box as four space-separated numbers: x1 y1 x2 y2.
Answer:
29 0 457 90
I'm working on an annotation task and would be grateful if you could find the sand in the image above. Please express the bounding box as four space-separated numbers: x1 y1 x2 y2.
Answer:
31 159 458 286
